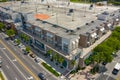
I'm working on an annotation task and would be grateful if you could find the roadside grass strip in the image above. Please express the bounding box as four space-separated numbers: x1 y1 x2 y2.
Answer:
0 71 5 80
41 62 60 77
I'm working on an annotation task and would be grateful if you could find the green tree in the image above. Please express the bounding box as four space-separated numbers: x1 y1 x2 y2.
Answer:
16 39 21 45
6 29 15 39
25 46 30 53
94 44 113 54
58 56 64 64
106 38 120 51
0 22 5 31
52 53 58 61
71 60 76 67
24 35 30 43
47 50 52 57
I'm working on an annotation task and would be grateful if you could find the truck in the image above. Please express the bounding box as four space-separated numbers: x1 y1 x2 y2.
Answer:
112 63 120 75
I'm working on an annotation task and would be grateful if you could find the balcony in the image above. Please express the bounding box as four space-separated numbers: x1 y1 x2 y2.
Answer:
22 29 69 57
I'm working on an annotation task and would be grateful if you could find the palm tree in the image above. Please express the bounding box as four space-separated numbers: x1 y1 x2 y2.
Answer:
52 53 57 61
47 50 52 57
71 60 76 68
16 39 21 45
24 35 30 44
25 46 31 54
6 29 15 39
58 56 64 68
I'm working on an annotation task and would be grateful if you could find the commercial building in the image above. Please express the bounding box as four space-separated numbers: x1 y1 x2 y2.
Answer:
0 1 120 76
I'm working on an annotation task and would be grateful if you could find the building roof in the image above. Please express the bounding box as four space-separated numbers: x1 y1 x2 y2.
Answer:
0 1 120 40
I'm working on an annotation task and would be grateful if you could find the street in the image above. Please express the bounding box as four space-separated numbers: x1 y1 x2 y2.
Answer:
0 33 57 80
0 47 28 80
96 51 120 80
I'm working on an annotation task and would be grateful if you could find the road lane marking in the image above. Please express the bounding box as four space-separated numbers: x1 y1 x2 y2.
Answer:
15 77 18 80
13 59 17 62
6 65 9 69
27 76 33 80
1 49 27 80
0 40 39 80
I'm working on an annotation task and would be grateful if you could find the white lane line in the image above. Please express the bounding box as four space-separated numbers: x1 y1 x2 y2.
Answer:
1 49 27 80
6 65 9 69
0 48 6 50
13 59 17 62
27 76 33 80
15 77 18 80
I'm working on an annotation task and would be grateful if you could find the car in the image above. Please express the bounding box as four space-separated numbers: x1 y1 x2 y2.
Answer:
112 68 119 75
29 54 36 58
102 62 107 65
18 43 23 47
112 63 120 75
34 57 40 63
38 73 46 80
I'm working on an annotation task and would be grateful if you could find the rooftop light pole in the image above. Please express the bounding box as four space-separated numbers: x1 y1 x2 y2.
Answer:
35 0 37 13
83 0 86 17
56 0 59 24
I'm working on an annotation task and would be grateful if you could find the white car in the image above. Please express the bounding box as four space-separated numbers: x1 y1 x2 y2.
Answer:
34 57 40 63
18 43 25 49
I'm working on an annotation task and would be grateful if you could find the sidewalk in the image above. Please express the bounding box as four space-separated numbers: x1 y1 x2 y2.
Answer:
68 66 99 80
31 47 66 74
30 46 67 79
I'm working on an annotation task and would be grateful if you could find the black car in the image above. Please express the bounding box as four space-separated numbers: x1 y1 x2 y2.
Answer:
102 62 107 65
112 68 119 75
38 73 46 80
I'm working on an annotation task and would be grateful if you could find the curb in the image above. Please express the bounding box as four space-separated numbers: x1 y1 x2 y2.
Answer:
0 69 8 80
38 63 59 80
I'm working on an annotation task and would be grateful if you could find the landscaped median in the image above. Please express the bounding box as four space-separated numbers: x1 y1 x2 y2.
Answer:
0 71 5 80
41 62 60 77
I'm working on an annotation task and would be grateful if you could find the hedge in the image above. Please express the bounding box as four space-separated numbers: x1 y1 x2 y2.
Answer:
41 62 60 77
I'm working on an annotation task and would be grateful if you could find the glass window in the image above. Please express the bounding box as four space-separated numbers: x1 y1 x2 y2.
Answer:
47 33 54 44
34 40 45 50
63 43 68 52
47 36 53 44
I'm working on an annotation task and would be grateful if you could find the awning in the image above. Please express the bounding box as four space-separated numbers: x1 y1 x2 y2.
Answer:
107 23 112 27
35 27 41 32
26 23 31 27
100 27 105 31
47 33 53 37
116 18 119 21
72 41 75 45
15 23 21 27
91 33 97 38
75 39 79 43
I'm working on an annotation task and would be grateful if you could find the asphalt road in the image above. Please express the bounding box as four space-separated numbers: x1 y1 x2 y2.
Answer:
0 43 29 80
0 33 57 80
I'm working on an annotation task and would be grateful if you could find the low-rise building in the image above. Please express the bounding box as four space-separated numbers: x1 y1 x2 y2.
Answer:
0 2 120 76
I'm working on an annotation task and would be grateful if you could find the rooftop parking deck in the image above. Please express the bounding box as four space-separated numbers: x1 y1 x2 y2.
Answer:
0 1 119 40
